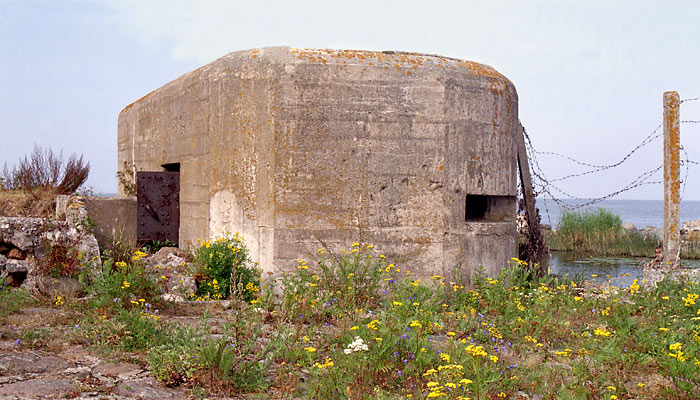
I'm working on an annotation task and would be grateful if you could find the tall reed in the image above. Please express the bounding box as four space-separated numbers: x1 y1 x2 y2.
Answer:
548 208 661 257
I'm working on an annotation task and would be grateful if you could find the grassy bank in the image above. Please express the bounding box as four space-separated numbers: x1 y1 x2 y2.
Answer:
545 208 700 259
4 241 700 399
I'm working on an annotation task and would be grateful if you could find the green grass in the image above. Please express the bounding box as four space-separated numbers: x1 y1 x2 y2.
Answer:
546 208 700 259
5 240 699 399
0 283 35 322
63 244 700 399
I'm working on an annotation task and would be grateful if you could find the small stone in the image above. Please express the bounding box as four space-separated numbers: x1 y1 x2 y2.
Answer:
150 247 188 265
0 352 73 375
115 378 182 399
38 276 84 297
4 258 29 274
94 362 142 379
62 366 91 379
622 222 637 232
0 378 74 397
7 248 26 260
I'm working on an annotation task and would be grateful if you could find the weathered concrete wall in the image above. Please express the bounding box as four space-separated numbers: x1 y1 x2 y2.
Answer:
57 195 137 248
118 47 518 279
84 197 137 248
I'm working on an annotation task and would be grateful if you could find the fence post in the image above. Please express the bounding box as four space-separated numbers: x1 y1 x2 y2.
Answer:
663 91 681 267
515 123 548 268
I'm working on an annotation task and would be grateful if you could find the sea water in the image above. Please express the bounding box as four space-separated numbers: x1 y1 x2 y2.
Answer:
535 199 700 286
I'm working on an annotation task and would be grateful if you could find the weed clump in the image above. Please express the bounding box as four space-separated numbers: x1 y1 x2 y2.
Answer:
192 233 260 302
82 251 161 312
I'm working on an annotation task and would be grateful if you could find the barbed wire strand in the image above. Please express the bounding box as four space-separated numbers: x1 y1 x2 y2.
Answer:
522 129 560 225
520 95 700 227
544 166 663 210
527 124 662 173
681 145 690 201
524 126 667 209
523 127 666 212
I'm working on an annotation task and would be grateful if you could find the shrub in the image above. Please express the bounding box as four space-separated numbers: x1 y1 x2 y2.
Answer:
193 234 260 302
77 303 165 352
278 242 389 322
100 233 138 265
0 285 34 322
2 144 90 195
38 244 80 278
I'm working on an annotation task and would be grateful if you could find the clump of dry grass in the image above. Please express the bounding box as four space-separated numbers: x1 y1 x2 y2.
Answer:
2 144 89 196
0 189 58 218
0 145 90 218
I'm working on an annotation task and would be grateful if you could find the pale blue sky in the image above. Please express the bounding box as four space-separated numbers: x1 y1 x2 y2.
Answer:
1 0 699 200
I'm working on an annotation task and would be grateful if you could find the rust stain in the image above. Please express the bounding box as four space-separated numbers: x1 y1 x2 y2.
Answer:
664 91 681 237
121 88 158 114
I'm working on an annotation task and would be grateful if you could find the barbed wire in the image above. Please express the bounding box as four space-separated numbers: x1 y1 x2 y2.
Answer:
544 166 663 210
521 96 699 219
524 128 663 209
527 124 663 183
681 145 690 201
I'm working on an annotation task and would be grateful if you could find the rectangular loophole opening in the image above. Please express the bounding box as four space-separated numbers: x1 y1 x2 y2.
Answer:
465 195 515 222
161 162 180 172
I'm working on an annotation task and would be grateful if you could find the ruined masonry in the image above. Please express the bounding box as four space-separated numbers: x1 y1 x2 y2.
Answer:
118 47 519 279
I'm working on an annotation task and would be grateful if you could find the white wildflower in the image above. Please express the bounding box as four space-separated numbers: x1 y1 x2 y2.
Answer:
344 336 369 354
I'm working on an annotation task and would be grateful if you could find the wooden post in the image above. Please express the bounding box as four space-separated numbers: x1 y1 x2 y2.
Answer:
514 123 548 267
663 91 681 267
515 123 539 238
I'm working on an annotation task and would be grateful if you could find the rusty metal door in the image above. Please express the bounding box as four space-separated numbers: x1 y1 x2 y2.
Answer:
136 171 180 244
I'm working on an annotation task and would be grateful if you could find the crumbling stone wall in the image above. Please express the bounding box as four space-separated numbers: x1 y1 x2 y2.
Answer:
0 196 99 295
118 47 518 279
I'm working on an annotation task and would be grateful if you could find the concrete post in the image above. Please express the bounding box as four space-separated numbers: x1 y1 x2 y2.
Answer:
663 91 681 267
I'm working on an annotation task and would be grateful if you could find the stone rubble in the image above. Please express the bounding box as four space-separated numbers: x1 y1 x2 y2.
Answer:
143 247 197 302
0 196 100 297
0 343 185 399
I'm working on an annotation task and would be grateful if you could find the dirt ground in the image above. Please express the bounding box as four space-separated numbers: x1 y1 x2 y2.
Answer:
0 301 253 400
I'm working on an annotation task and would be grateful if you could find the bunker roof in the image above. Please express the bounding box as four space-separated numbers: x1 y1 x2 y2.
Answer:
120 46 514 114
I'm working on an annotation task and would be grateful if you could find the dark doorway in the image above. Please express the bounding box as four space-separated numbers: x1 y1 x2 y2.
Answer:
162 162 180 172
136 171 180 245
